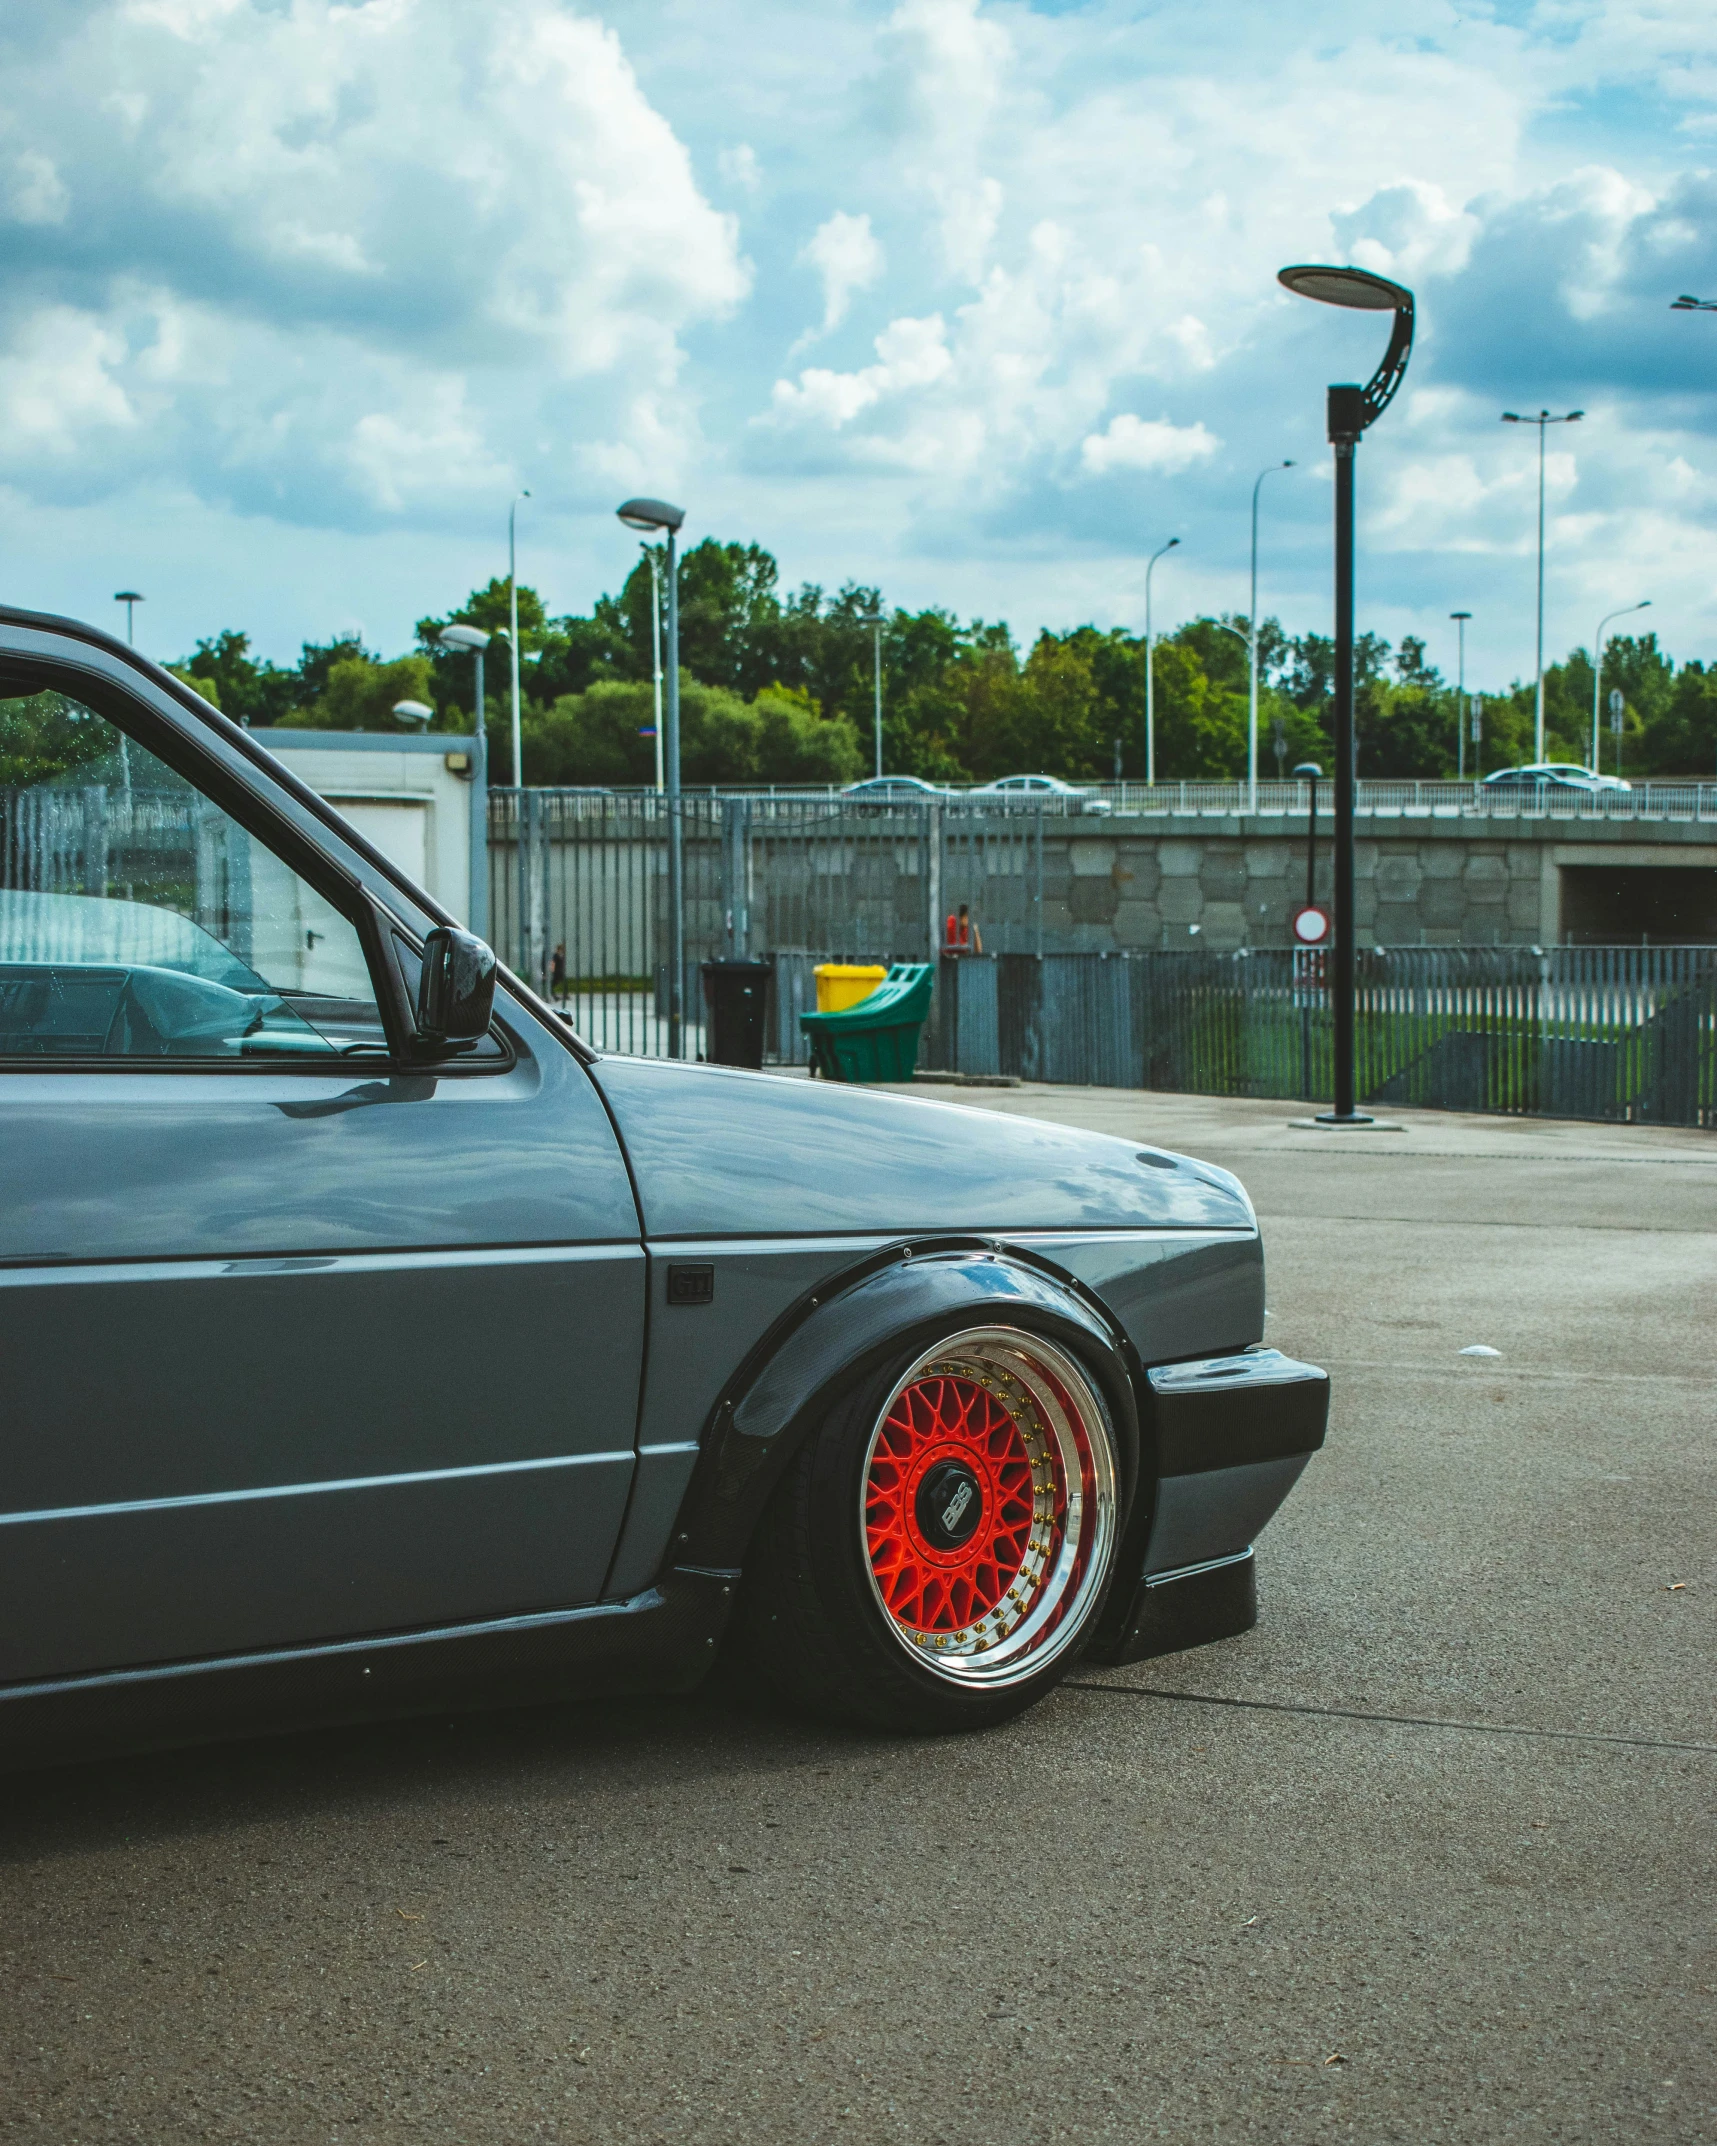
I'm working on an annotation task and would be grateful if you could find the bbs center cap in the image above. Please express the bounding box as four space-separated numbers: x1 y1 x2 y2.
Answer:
915 1459 983 1551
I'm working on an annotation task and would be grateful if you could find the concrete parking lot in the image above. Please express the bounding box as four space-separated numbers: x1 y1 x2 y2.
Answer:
2 1088 1712 2144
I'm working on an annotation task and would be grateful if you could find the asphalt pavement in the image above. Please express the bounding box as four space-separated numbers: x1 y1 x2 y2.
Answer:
2 1089 1712 2144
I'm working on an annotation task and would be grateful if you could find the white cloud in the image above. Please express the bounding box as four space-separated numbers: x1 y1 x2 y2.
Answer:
0 308 135 454
771 315 952 432
5 151 69 226
0 0 748 524
1080 414 1220 479
799 210 885 340
717 143 762 195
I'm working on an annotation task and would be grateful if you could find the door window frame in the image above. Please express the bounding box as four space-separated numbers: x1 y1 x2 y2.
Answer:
0 651 511 1077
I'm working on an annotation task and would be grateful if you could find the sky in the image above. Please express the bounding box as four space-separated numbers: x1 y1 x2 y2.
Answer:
2 0 1716 694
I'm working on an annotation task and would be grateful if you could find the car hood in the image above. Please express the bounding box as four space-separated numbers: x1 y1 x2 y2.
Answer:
588 1057 1254 1240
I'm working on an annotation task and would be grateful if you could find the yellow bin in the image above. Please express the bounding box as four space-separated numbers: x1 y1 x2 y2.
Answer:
815 962 888 1013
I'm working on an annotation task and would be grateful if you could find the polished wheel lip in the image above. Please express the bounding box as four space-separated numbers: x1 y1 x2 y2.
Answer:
859 1324 1119 1691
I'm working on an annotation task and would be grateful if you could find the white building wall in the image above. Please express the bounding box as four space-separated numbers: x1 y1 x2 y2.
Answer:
258 731 482 931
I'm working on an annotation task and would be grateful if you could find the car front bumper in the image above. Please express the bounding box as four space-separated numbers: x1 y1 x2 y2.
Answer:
1090 1348 1330 1667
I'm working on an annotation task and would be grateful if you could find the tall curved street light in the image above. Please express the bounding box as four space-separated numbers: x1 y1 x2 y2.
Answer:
1501 409 1582 763
1450 612 1472 780
1591 599 1649 775
507 490 531 788
618 496 688 1057
439 623 492 938
1143 536 1179 786
859 612 885 778
1278 261 1415 1128
641 545 665 794
1247 462 1294 811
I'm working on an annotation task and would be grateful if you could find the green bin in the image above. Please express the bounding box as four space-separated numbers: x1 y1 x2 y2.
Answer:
799 962 934 1083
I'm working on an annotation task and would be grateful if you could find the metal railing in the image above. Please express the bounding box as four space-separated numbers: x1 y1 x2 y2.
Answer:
488 790 1055 1057
924 946 1716 1127
514 778 1717 823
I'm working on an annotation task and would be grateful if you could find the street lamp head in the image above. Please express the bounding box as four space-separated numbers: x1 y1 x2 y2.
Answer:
392 699 434 729
1277 263 1410 312
617 496 685 533
1291 761 1323 780
114 589 144 604
438 625 491 651
1450 610 1472 622
1278 262 1414 441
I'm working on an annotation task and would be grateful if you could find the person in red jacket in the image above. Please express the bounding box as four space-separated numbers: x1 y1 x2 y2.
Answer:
943 904 982 955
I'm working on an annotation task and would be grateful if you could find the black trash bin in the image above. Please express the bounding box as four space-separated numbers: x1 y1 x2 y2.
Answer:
700 958 773 1069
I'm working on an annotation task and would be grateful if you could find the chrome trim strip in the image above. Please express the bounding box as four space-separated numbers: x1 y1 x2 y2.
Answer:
1142 1547 1255 1589
0 1449 634 1529
0 1588 666 1705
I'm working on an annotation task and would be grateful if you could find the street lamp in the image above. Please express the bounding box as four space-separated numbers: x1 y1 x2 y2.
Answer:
1278 260 1415 1128
1671 294 1717 311
1501 409 1582 762
1591 599 1649 775
114 591 144 646
1143 537 1179 786
1248 462 1294 810
439 623 492 938
617 495 688 1058
858 613 885 779
1450 612 1472 780
392 699 433 730
640 545 665 794
507 490 531 787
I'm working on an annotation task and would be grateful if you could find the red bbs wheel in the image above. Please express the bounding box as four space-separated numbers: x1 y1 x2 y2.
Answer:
860 1329 1118 1688
742 1321 1124 1729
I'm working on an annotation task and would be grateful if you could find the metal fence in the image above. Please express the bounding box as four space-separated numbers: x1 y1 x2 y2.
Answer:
486 790 1715 1124
505 779 1717 824
488 791 1055 1059
925 946 1716 1127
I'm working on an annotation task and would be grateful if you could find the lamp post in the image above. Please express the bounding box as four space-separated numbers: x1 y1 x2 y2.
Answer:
1291 759 1324 1100
439 624 492 939
113 591 144 646
1278 261 1415 1127
507 490 530 788
1248 462 1294 810
1450 611 1472 780
642 546 665 794
1590 600 1650 775
1500 409 1582 763
1143 536 1179 786
858 613 885 779
1671 294 1717 311
618 497 687 1057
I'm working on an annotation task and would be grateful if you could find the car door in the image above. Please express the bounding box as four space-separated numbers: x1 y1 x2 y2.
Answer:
0 650 644 1685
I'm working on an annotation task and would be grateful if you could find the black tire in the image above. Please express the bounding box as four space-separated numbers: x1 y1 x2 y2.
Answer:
738 1321 1125 1733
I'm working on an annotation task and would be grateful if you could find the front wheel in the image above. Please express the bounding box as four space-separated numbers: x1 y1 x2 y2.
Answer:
739 1323 1123 1732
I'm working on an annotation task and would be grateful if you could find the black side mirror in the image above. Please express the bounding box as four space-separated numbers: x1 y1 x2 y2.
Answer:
415 927 497 1049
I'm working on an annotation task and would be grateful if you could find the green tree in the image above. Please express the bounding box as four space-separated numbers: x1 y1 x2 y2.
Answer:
522 677 861 786
293 652 442 732
0 691 115 785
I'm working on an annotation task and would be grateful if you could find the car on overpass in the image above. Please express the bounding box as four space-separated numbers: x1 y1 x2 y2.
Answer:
0 604 1328 1765
1482 762 1631 794
973 773 1113 814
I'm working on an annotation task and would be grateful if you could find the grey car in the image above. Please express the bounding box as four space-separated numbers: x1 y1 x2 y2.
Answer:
0 608 1327 1764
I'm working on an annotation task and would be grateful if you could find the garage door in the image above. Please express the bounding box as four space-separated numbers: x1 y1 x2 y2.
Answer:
331 799 430 890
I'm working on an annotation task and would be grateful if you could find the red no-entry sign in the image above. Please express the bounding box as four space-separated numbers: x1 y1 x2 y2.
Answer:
1292 904 1331 946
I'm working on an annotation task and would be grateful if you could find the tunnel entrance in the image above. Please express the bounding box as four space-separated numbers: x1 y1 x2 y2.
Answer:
1560 866 1717 946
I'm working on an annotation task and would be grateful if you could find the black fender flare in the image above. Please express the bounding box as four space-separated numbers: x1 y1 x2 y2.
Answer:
667 1243 1144 1575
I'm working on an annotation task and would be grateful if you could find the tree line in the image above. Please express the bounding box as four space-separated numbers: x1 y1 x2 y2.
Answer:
168 536 1717 784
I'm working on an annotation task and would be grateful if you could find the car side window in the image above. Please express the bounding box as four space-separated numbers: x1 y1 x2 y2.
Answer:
0 687 387 1062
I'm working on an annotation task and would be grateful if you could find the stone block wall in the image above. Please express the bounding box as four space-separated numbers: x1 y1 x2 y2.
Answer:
1018 813 1717 952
